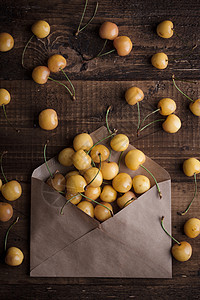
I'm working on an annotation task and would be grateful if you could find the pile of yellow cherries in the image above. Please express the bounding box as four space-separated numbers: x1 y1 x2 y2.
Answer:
45 130 161 222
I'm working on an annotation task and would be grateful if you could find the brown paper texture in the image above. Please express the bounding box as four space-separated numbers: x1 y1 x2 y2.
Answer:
30 126 172 278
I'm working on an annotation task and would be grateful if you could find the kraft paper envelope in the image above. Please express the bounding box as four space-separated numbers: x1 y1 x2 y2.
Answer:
30 126 172 278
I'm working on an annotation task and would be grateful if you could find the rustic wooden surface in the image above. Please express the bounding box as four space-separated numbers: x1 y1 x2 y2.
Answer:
0 0 200 299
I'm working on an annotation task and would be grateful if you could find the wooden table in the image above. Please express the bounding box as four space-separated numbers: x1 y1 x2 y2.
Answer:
0 0 200 298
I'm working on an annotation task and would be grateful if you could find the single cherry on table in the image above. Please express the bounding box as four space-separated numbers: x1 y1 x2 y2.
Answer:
151 52 168 69
156 20 174 39
0 152 22 201
0 88 20 133
161 216 192 262
0 32 14 52
0 202 13 222
4 217 24 266
22 20 50 68
184 218 200 238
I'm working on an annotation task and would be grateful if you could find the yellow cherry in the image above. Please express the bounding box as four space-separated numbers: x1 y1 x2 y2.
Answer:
132 175 150 194
94 202 113 222
0 179 2 191
184 218 200 238
47 54 67 73
39 108 58 130
189 99 200 116
117 191 136 208
66 174 86 194
101 161 119 180
112 173 132 193
156 20 174 38
172 241 192 262
99 22 119 40
162 114 181 133
65 192 82 205
113 36 132 56
110 134 129 152
72 149 92 171
0 202 13 222
100 185 117 203
31 20 50 38
183 158 200 177
0 33 14 52
73 133 93 151
32 66 50 84
58 148 75 167
5 247 24 266
125 87 144 106
90 145 110 163
46 172 66 192
0 88 11 106
84 167 103 188
1 180 22 201
157 98 176 116
84 186 101 201
77 201 94 218
125 149 146 171
151 52 168 69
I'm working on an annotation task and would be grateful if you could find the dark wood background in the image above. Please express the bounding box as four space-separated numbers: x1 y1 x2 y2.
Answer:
0 0 200 299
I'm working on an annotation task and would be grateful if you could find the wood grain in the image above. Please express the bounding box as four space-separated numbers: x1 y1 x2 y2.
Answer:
1 0 200 298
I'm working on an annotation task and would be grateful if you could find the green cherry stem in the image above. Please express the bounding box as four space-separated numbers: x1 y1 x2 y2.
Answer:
138 119 165 135
86 130 117 154
60 68 76 100
137 102 140 131
118 151 124 169
177 173 197 216
44 140 53 179
97 49 116 58
2 105 20 133
138 108 161 134
140 164 162 198
21 34 34 69
48 77 74 99
4 217 19 252
161 216 181 245
106 105 112 135
123 198 135 208
0 151 8 183
79 193 113 217
75 0 98 36
60 194 79 215
172 75 194 103
85 153 101 188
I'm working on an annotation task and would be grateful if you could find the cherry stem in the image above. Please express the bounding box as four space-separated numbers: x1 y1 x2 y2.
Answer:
85 39 110 61
60 68 76 100
118 151 124 169
106 106 112 135
21 34 34 69
123 197 135 208
137 102 140 131
177 173 197 216
87 130 117 154
2 105 20 133
0 151 8 183
85 153 101 188
140 164 162 199
172 75 194 103
60 194 79 215
138 119 165 135
44 141 53 179
80 192 113 217
105 105 112 162
138 108 161 135
75 0 98 36
48 77 73 98
96 49 116 58
161 216 181 245
4 217 19 252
